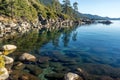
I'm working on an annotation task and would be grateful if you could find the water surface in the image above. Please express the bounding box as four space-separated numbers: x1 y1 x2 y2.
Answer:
2 20 120 79
37 20 120 79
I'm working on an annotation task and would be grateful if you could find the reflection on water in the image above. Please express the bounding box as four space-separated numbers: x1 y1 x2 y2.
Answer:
1 21 120 79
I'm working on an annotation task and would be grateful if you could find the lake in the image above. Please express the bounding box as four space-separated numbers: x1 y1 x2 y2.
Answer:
2 20 120 80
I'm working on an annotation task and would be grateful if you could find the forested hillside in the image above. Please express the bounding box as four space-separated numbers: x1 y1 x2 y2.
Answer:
0 0 80 22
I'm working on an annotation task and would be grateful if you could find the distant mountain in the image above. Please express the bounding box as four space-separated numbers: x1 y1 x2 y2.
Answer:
83 14 106 20
81 13 120 20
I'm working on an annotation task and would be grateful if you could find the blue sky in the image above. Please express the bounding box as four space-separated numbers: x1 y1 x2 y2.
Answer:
59 0 120 18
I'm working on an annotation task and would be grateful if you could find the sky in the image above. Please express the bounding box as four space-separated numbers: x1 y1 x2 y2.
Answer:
59 0 120 18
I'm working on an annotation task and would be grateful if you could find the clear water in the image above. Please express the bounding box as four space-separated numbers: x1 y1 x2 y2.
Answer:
40 21 120 67
2 20 120 79
37 20 120 79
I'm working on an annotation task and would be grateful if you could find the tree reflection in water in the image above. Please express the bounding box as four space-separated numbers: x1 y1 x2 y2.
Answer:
0 25 78 53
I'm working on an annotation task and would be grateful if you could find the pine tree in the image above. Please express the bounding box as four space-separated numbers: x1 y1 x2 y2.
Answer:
52 0 62 13
0 0 10 16
73 2 78 12
73 2 78 19
62 0 71 14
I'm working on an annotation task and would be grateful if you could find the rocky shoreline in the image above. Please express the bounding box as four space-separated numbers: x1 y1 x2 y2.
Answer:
1 46 84 80
0 15 96 80
0 15 94 40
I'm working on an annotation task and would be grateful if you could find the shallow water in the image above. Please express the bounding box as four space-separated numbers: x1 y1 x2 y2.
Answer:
40 21 120 67
37 20 120 79
2 20 120 79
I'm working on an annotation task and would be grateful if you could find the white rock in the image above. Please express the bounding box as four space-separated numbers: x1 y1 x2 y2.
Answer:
2 44 17 51
0 52 2 55
0 67 9 80
65 72 80 80
19 53 36 62
4 56 14 64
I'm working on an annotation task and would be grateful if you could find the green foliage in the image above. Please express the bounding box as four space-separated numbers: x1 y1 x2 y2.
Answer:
73 2 78 12
0 0 11 16
13 0 37 21
0 0 80 21
62 0 71 14
52 0 62 13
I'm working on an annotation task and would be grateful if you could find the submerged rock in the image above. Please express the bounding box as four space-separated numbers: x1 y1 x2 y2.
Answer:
64 72 83 80
13 62 25 70
45 73 64 80
9 70 40 80
38 56 51 63
26 64 43 76
19 53 36 62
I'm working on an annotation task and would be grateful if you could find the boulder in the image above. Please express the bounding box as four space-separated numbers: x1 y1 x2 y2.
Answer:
0 67 9 80
0 52 2 55
64 72 83 80
4 56 14 64
19 53 36 62
38 56 51 63
13 62 25 70
2 44 17 51
9 70 40 80
2 44 17 55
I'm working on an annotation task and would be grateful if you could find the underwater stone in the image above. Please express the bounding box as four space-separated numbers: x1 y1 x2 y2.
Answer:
19 53 36 62
64 72 83 80
45 73 64 80
26 64 43 76
38 56 51 63
13 62 25 70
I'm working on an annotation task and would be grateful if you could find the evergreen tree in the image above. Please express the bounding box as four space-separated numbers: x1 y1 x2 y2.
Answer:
52 0 62 13
0 0 10 16
73 2 78 12
73 2 78 19
62 0 71 14
10 0 15 19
